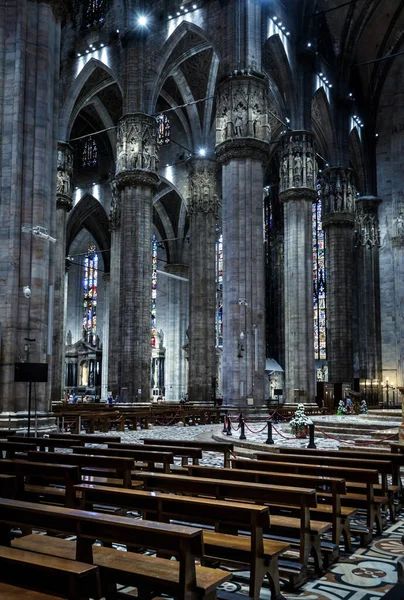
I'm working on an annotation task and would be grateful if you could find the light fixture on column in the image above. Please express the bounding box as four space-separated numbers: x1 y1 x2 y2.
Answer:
138 15 148 27
198 148 207 157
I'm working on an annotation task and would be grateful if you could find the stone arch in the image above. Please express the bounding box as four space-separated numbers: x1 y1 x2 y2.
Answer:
66 194 111 273
59 58 122 141
312 87 337 164
349 127 366 194
262 34 296 123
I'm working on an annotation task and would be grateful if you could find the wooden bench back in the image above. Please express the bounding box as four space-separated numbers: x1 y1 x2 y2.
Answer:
48 433 121 444
71 445 174 465
231 458 379 484
188 465 346 494
255 452 391 474
141 438 234 451
0 441 35 458
135 471 317 508
109 442 203 459
7 436 85 450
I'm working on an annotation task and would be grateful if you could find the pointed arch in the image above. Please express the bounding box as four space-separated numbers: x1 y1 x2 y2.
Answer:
349 127 366 194
59 58 122 141
67 194 111 272
262 34 296 122
312 87 337 164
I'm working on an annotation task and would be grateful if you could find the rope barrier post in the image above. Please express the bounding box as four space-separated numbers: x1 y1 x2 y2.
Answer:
226 414 232 436
266 421 274 445
222 411 228 434
239 413 246 441
307 423 316 449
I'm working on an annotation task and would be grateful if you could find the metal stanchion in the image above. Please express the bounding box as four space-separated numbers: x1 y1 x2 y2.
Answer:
239 413 246 440
266 421 274 444
307 423 316 449
222 411 228 434
226 414 232 436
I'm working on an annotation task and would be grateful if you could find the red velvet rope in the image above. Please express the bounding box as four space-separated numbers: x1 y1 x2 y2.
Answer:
271 423 299 439
154 409 181 426
316 427 399 446
244 422 269 434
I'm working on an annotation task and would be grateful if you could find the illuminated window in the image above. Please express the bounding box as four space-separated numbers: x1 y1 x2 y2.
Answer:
151 235 158 347
85 0 105 28
313 180 327 360
216 229 223 347
83 245 98 345
157 114 170 145
82 137 98 168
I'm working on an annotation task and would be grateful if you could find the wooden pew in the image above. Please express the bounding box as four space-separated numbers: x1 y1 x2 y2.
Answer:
249 455 385 538
141 438 234 468
7 436 86 451
0 582 66 599
188 464 350 552
278 447 402 519
0 441 33 459
0 475 16 499
71 445 174 474
0 460 80 507
133 470 327 588
108 441 203 467
27 451 134 488
0 546 101 600
75 483 289 599
48 433 121 445
3 498 231 600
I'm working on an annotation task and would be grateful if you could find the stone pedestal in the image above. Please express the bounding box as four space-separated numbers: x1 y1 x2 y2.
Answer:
115 114 159 402
52 143 73 402
322 167 355 385
216 74 270 405
187 159 218 403
279 132 317 402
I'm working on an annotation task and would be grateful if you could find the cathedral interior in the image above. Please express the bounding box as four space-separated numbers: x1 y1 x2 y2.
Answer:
1 0 404 427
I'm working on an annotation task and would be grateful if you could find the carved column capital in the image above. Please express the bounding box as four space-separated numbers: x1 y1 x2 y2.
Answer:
278 131 317 202
56 142 73 212
355 196 381 247
215 75 270 164
321 167 355 227
187 159 218 216
115 113 160 189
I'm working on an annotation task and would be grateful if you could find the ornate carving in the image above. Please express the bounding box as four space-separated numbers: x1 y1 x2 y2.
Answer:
279 131 317 197
56 142 73 211
187 159 218 216
216 75 270 154
355 197 381 248
321 167 355 227
109 179 121 231
116 114 160 180
393 192 404 237
216 138 269 165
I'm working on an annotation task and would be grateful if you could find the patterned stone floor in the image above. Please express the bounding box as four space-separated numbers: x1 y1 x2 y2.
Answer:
80 422 404 598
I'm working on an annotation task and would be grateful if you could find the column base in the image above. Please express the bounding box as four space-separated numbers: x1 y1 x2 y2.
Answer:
0 411 57 435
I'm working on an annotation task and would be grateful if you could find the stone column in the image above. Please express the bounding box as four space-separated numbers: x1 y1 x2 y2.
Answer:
107 181 121 397
187 159 218 403
322 167 355 385
216 74 270 405
163 264 189 401
0 0 64 431
51 143 73 402
279 132 316 402
101 273 110 401
354 197 382 382
115 114 159 402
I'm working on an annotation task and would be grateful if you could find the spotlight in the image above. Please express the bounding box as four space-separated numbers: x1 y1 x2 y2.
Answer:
168 15 172 19
286 31 290 36
180 4 184 8
273 16 277 20
77 53 81 57
138 15 148 26
198 148 207 157
285 117 290 123
329 84 333 88
116 29 120 33
100 43 105 47
319 72 323 76
177 11 180 15
307 42 312 47
278 21 282 26
281 26 285 30
375 133 379 137
349 92 353 97
193 4 197 8
86 50 89 53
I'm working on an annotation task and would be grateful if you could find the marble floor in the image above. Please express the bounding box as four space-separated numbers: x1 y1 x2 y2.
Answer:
81 422 404 598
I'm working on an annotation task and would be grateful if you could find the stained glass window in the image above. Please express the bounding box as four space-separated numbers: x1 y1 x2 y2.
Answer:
157 114 170 145
313 179 327 360
151 234 158 347
85 0 105 28
82 137 98 168
216 229 223 347
83 245 98 345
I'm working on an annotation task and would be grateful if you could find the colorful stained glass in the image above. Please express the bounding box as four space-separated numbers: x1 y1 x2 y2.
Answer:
313 180 327 360
157 114 170 145
216 230 223 347
82 137 98 167
151 234 158 347
86 0 105 27
83 245 98 346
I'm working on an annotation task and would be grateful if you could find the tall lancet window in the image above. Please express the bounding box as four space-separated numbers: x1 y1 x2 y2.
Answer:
216 229 223 347
157 114 170 145
151 235 158 347
83 245 98 345
82 136 98 168
85 0 105 28
313 179 327 360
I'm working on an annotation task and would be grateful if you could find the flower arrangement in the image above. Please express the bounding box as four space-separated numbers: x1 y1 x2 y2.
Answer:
290 403 313 437
337 400 347 415
360 399 368 414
